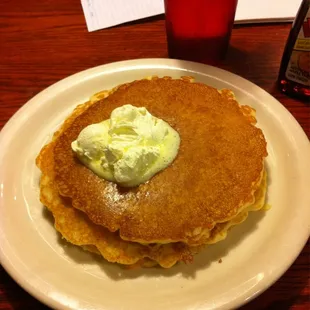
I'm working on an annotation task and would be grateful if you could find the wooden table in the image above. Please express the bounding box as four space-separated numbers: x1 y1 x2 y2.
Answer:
0 1 309 309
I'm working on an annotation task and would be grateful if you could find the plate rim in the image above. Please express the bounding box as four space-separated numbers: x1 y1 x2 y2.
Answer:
0 58 310 310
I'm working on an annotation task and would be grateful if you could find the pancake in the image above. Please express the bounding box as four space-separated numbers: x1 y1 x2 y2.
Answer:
52 77 267 245
36 78 268 267
36 128 266 268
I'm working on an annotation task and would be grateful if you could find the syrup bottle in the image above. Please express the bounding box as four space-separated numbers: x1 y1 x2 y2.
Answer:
278 0 310 101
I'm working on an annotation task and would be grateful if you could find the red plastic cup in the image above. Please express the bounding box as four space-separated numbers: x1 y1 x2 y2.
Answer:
164 0 238 64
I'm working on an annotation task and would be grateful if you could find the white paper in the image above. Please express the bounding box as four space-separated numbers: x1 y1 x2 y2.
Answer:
236 0 302 24
81 0 302 32
81 0 164 32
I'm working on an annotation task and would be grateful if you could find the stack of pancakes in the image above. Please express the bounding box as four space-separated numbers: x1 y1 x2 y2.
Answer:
36 77 268 268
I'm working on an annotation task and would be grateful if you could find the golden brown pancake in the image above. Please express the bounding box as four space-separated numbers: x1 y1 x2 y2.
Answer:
36 124 266 268
52 77 267 245
36 77 268 267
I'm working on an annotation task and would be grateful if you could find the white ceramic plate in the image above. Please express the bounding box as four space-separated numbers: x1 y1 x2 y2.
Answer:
0 59 309 310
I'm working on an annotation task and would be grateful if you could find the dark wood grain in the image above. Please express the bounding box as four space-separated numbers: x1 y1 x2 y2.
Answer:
0 0 309 309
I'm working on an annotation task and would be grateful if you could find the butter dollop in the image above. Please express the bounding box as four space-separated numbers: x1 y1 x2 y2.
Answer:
71 104 180 187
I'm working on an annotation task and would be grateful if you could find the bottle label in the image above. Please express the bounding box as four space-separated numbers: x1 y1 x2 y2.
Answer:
285 8 310 86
